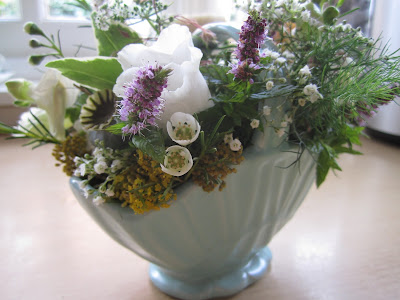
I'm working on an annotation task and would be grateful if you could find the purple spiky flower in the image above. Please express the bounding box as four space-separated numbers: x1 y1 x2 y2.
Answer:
118 65 170 135
230 11 267 82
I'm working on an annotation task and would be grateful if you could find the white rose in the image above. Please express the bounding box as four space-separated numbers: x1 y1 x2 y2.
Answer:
113 24 213 128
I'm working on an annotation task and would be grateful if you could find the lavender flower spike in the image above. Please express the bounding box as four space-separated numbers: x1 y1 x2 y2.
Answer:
118 65 171 135
230 10 267 82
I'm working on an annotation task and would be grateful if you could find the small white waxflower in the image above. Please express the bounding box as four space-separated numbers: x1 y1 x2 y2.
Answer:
274 8 284 17
94 161 108 174
111 159 123 172
74 163 86 177
250 119 260 129
299 65 311 77
303 84 318 96
263 105 271 116
282 50 295 59
229 138 242 152
161 145 193 176
301 10 311 22
281 121 288 128
275 57 287 65
263 49 280 59
167 112 201 146
93 147 103 158
342 57 353 67
266 81 274 91
298 98 307 106
78 180 88 190
93 195 106 206
224 133 233 144
276 128 285 137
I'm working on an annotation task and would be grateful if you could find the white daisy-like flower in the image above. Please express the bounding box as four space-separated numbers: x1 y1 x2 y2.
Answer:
161 145 193 176
263 105 271 116
229 138 242 152
250 119 260 129
266 81 274 91
303 84 318 96
94 161 108 174
167 112 201 146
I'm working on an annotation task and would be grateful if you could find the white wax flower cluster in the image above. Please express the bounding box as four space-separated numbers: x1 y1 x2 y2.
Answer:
161 112 200 177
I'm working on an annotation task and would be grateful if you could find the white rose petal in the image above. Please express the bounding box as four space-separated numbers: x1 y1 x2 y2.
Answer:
113 24 213 128
161 145 193 176
166 112 200 146
32 69 79 141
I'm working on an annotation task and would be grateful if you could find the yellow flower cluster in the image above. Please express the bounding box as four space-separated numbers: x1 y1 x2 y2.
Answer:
192 142 244 192
113 150 176 214
52 134 89 176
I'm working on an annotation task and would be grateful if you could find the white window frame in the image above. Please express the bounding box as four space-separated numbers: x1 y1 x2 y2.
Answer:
0 0 95 59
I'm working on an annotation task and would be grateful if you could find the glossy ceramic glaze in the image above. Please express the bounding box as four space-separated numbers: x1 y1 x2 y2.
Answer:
70 119 316 299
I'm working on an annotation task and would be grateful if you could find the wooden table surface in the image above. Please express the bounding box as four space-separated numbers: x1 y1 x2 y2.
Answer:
1 136 399 300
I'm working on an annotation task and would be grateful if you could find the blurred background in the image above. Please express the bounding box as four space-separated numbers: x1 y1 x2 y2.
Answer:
0 0 399 143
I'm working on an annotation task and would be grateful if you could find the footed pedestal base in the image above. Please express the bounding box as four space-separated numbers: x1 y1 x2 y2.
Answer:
149 246 272 300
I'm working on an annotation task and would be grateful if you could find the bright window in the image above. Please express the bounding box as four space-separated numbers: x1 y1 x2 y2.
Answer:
44 0 91 20
0 0 21 20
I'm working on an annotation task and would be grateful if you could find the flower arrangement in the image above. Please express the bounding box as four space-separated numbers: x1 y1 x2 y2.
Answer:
1 0 399 215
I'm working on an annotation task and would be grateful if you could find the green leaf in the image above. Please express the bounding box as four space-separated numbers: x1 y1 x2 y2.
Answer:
66 92 88 124
46 57 123 90
13 100 32 107
323 6 340 25
106 122 127 135
336 0 345 8
131 129 165 163
0 122 22 135
316 148 331 187
92 13 142 56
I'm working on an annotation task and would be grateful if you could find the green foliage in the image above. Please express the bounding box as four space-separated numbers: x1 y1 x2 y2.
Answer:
92 14 142 56
46 57 123 90
106 122 127 135
131 129 165 164
0 112 60 148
